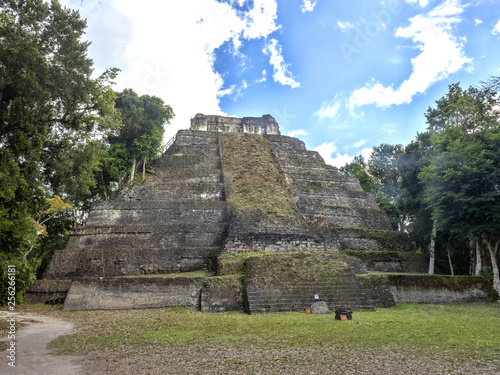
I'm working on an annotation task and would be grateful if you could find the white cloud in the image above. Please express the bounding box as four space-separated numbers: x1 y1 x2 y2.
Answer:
313 142 355 168
405 0 430 6
313 98 341 120
288 129 308 137
474 19 482 26
354 139 366 148
301 0 317 13
314 142 374 167
256 70 267 83
337 21 354 31
59 0 282 143
349 0 471 110
493 20 500 36
360 147 373 162
242 0 280 39
263 39 300 88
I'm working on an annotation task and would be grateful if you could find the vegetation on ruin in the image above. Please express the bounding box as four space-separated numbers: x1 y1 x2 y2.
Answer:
221 133 307 229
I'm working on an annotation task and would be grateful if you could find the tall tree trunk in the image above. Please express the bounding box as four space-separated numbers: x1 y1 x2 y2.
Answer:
475 240 483 276
428 219 437 275
129 158 136 183
469 236 475 275
485 238 500 295
101 171 108 201
142 158 147 180
445 241 454 276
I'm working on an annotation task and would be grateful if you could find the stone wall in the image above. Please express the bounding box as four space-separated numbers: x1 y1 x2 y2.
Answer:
222 233 330 254
190 114 280 135
358 274 494 306
200 276 245 312
63 277 205 311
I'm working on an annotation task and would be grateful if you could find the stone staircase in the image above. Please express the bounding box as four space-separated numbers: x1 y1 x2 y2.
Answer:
243 252 374 313
43 130 227 280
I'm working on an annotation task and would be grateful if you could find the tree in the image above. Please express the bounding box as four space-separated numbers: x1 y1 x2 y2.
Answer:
419 83 500 291
24 196 73 260
0 0 120 300
101 89 174 193
340 155 375 192
398 134 434 252
368 144 405 230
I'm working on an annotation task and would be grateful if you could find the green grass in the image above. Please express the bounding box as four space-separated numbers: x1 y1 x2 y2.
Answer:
17 303 496 362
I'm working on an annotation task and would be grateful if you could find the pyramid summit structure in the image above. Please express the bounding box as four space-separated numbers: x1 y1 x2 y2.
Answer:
28 114 424 312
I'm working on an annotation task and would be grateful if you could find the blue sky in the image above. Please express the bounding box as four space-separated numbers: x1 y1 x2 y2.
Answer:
61 0 500 167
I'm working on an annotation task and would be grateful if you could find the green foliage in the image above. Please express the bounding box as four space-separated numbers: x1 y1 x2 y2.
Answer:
0 0 120 258
340 155 375 192
0 255 41 304
97 89 174 197
420 84 500 247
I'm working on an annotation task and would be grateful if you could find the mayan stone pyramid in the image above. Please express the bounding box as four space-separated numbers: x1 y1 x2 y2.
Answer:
28 114 421 313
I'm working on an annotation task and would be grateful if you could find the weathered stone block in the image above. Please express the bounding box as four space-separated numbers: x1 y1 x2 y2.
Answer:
63 277 205 311
311 301 330 314
200 276 244 312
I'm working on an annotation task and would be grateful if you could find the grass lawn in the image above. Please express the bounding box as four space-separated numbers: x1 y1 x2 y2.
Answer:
2 303 499 373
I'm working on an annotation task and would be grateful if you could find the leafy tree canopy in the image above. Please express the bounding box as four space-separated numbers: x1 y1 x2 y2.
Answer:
0 0 120 255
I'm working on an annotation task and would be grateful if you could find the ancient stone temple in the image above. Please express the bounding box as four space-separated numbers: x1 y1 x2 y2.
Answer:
27 114 428 312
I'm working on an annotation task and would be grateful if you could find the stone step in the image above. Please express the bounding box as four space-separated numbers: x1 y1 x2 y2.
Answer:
289 177 363 192
119 182 225 202
304 211 392 231
173 130 219 146
155 168 222 183
297 192 379 210
155 154 221 170
44 246 221 278
69 223 227 249
86 201 226 226
165 144 219 157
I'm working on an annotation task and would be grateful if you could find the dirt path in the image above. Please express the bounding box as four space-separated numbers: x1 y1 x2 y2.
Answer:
0 312 86 375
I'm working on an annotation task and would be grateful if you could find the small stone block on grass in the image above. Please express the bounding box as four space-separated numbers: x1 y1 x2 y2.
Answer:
311 301 330 314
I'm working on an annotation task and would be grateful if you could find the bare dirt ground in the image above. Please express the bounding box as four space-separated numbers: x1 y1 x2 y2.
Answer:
81 345 500 375
0 311 86 375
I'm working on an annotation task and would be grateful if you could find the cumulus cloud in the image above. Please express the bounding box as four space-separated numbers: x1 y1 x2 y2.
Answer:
313 98 341 120
59 0 283 142
354 139 366 148
360 147 373 161
301 0 317 13
406 0 430 6
242 0 280 39
313 142 355 168
474 19 482 26
493 20 500 36
263 39 300 88
288 129 308 137
349 0 471 110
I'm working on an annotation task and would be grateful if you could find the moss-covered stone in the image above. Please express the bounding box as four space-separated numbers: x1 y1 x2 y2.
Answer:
221 133 307 231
